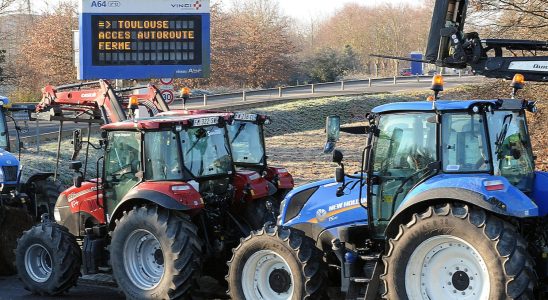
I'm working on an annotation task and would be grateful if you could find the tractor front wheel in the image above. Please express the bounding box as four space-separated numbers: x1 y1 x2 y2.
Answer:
382 203 536 300
110 206 202 300
15 222 81 295
227 225 327 300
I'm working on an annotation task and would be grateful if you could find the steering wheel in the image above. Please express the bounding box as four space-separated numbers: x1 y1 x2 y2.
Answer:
112 164 134 179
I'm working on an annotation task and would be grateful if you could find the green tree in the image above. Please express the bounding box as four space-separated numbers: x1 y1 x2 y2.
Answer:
305 46 358 83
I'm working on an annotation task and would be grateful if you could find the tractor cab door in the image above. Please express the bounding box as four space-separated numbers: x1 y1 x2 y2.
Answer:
368 112 437 237
103 131 142 217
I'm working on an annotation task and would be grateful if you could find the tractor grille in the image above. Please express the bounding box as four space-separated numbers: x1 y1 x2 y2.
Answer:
2 166 18 182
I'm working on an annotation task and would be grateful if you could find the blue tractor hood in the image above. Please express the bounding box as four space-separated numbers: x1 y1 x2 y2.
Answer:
279 175 368 231
0 148 20 185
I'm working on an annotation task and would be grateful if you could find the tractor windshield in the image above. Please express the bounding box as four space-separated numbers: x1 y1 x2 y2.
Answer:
487 111 535 192
180 125 233 178
227 121 265 166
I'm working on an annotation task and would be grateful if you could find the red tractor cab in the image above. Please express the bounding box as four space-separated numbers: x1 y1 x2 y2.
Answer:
161 109 295 203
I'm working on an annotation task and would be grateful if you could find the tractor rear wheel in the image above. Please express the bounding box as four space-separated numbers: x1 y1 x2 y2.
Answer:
110 206 202 300
227 225 327 300
382 203 536 300
0 206 33 275
15 222 81 295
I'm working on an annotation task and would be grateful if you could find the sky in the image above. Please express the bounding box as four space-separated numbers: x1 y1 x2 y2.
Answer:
31 0 423 20
263 0 421 20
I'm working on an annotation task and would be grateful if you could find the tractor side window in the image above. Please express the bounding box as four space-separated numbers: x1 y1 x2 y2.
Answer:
372 113 437 175
104 131 141 202
144 131 183 181
487 111 534 192
105 132 141 177
442 114 490 173
228 121 265 165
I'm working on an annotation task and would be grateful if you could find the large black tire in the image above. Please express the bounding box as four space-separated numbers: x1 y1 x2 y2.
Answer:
382 203 536 300
227 225 327 300
0 206 34 275
15 222 81 295
29 179 62 221
110 206 202 300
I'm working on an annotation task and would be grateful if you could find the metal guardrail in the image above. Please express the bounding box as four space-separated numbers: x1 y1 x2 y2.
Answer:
182 73 471 106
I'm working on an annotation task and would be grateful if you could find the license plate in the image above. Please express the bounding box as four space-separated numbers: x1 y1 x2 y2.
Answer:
193 117 218 127
234 112 257 121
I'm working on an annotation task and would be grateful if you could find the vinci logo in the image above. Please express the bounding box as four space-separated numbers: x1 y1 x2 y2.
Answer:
171 0 203 10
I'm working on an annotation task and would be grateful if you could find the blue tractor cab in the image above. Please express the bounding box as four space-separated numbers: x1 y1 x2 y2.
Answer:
0 95 60 276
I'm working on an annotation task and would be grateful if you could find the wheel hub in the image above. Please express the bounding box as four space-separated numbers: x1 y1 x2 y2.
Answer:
25 244 53 283
405 235 490 300
241 250 295 300
269 268 291 294
452 270 470 291
123 229 165 290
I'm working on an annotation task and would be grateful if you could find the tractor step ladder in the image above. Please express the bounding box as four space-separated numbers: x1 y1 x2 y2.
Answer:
345 253 383 300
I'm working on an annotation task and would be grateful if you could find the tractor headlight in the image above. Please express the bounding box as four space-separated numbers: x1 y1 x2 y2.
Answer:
0 168 5 183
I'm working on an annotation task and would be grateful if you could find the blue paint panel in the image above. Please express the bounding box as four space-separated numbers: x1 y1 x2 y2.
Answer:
79 13 210 80
281 176 368 231
532 171 548 216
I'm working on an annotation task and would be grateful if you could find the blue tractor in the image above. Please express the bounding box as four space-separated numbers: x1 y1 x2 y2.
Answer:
0 96 61 275
227 0 548 298
227 75 547 299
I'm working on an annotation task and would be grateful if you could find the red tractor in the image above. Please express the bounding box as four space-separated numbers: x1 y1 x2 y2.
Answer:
161 110 294 208
15 80 274 298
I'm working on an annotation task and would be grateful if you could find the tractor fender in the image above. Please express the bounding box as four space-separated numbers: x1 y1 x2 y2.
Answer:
23 172 55 188
109 188 203 231
385 185 536 238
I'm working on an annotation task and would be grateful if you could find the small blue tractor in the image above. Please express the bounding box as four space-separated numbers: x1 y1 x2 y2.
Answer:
0 96 61 275
226 0 548 298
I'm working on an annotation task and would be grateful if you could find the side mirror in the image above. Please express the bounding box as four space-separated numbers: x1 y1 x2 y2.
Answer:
69 161 83 171
332 149 344 165
335 167 345 183
73 173 84 188
323 116 340 154
72 129 82 160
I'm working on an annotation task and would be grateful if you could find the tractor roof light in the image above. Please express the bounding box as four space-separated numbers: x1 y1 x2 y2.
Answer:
129 95 139 108
430 74 444 101
512 73 525 89
511 73 525 99
431 75 444 92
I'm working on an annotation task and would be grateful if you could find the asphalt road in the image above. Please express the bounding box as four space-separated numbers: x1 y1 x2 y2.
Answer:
0 276 124 300
8 76 482 142
0 274 231 299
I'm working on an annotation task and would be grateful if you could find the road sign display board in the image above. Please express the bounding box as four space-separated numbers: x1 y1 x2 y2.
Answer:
79 0 210 80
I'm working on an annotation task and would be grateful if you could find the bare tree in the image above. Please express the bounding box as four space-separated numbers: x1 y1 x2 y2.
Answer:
469 0 548 39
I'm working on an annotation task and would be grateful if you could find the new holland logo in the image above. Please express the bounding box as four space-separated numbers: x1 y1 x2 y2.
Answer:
316 209 327 222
